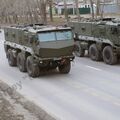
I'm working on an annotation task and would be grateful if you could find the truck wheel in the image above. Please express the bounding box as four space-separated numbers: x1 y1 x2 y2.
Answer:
58 61 71 74
17 53 27 72
74 44 85 57
26 56 40 77
7 49 17 66
89 44 101 61
103 46 117 65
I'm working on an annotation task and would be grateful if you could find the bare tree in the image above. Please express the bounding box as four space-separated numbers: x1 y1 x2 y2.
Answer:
96 0 100 18
90 0 95 19
63 0 69 22
26 0 34 24
0 0 48 24
40 0 47 24
75 0 81 21
84 0 87 4
100 0 105 19
48 0 53 22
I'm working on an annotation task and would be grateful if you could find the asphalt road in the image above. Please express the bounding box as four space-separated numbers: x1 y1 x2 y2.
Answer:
0 30 120 120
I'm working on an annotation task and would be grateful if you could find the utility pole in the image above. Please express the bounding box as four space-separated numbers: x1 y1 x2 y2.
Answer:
40 0 47 24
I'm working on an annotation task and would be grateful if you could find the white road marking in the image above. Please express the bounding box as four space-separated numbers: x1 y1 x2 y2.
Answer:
86 65 102 71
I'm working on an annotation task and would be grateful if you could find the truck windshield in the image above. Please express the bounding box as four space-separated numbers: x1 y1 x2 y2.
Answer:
38 31 72 42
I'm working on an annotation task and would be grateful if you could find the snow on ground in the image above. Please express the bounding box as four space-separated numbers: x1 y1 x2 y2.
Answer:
0 29 120 120
0 80 55 120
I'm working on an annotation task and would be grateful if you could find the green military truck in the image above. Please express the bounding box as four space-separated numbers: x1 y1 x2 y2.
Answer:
69 19 120 65
4 24 74 77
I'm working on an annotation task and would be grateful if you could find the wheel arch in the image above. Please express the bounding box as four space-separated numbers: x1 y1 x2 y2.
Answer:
101 43 112 52
25 51 31 58
88 41 96 48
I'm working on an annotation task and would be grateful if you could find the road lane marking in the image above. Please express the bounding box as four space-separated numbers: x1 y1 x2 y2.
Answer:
86 65 102 71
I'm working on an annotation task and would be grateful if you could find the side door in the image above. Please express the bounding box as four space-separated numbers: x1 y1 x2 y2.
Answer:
92 22 106 41
108 25 120 45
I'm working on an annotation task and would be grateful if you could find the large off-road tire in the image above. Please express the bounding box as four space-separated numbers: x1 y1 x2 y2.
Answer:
74 42 85 57
17 52 27 72
4 45 8 58
7 49 17 66
26 56 40 77
58 61 71 74
103 46 117 65
89 44 101 61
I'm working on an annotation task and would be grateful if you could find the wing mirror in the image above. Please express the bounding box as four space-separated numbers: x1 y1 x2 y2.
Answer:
35 40 39 45
34 36 39 45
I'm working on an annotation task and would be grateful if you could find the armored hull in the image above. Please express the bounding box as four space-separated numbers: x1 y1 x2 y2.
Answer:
4 24 74 77
69 19 120 65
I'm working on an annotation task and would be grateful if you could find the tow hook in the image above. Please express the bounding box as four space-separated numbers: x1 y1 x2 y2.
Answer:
60 59 68 65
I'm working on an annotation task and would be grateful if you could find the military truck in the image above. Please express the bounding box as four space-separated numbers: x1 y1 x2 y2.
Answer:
4 24 74 77
69 18 120 65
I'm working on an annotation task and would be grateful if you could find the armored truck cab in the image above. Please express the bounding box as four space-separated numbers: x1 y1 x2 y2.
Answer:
69 19 120 65
4 24 74 77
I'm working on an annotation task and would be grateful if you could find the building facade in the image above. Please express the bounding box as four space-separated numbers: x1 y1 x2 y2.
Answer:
55 1 91 15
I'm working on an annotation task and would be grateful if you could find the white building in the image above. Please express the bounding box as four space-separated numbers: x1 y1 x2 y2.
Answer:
55 1 93 15
100 2 120 14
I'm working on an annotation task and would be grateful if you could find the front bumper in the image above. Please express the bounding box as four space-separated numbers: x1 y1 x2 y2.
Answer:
34 55 75 61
